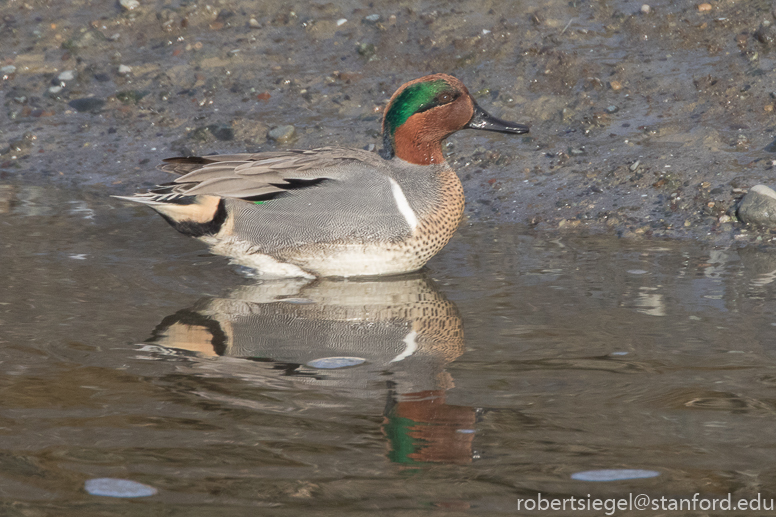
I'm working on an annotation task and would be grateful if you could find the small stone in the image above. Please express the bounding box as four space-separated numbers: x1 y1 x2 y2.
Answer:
765 104 774 112
118 64 132 75
116 90 148 104
48 86 62 94
337 18 347 26
68 98 105 113
640 4 650 14
357 42 376 58
364 14 381 24
719 214 731 223
268 125 296 143
737 184 776 227
249 18 260 28
1 65 16 75
119 0 140 11
610 80 623 91
606 105 619 113
58 70 75 81
755 23 776 46
208 124 234 141
697 3 712 12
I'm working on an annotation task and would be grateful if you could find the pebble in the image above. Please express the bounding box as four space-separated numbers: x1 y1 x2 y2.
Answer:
640 4 650 14
756 23 775 46
697 3 712 12
1 65 16 75
738 185 776 227
249 18 260 28
337 18 347 26
606 105 619 113
118 64 132 75
68 98 105 113
610 80 623 91
364 14 381 23
268 125 296 143
119 0 140 11
58 70 75 82
357 42 376 58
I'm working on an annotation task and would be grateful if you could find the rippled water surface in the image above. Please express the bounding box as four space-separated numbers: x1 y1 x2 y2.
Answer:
3 184 776 515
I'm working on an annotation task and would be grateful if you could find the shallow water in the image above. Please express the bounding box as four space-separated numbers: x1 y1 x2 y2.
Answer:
2 183 776 514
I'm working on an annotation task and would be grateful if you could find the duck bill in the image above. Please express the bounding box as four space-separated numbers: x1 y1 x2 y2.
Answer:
465 102 529 134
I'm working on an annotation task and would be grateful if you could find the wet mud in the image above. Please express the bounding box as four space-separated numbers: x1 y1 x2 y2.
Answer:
3 0 776 247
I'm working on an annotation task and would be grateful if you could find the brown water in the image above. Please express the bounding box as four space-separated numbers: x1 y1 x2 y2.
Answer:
2 183 776 514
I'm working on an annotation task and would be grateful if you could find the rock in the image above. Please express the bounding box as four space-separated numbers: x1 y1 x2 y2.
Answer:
68 98 105 113
249 18 260 28
755 23 776 46
188 124 234 142
118 64 132 75
1 65 16 75
737 184 776 226
208 124 234 141
116 90 148 104
57 70 75 82
268 125 296 143
697 3 712 12
357 43 376 58
119 0 140 11
363 14 381 24
640 4 651 14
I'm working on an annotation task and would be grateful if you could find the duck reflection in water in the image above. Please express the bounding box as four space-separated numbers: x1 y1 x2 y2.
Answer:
146 273 476 465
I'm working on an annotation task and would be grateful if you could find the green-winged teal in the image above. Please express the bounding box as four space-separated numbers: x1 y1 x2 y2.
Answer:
115 74 528 278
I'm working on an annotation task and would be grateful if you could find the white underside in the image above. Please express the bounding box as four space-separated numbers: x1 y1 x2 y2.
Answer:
203 237 422 278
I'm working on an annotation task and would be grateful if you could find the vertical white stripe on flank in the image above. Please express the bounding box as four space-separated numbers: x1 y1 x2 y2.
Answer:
388 178 418 231
391 330 418 362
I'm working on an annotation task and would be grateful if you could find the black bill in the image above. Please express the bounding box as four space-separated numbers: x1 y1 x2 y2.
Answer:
465 101 529 134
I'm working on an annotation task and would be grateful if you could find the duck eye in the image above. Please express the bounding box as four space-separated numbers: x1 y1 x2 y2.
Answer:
438 93 453 103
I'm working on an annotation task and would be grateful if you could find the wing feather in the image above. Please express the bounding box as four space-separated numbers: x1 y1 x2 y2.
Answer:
153 148 381 200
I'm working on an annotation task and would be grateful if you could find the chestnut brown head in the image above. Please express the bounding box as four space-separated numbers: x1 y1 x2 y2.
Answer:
381 74 528 165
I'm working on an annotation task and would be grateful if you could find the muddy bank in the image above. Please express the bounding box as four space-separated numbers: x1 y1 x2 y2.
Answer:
2 0 776 247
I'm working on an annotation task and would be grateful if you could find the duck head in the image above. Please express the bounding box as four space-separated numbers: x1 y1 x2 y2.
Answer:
381 74 529 165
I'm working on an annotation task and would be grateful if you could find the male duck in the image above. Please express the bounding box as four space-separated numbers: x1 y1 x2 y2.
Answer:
116 74 528 278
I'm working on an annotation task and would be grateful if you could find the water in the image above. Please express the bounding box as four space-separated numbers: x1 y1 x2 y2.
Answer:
2 183 776 514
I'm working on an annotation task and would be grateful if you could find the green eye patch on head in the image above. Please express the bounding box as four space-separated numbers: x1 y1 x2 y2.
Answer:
383 79 455 137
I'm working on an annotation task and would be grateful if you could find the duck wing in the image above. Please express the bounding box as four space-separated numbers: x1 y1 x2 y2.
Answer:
160 148 381 200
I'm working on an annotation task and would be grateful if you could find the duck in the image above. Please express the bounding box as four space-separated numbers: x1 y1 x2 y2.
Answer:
115 74 528 278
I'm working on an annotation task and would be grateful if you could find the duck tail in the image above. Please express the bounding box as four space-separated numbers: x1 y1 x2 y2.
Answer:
113 193 227 238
